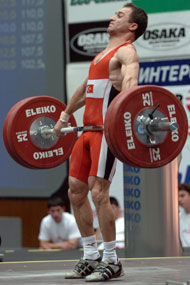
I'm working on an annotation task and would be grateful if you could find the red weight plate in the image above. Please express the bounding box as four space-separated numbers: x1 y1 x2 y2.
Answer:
105 85 188 168
106 87 167 166
3 98 38 169
104 101 137 167
6 96 77 169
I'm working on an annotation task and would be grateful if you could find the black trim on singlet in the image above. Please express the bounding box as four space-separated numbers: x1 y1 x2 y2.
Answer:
107 85 120 106
103 85 120 180
104 148 115 181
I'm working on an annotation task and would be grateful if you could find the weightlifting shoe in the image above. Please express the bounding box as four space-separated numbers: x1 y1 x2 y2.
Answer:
85 258 124 282
64 256 102 279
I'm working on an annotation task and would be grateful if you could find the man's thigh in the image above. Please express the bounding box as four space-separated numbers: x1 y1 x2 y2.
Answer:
69 132 116 183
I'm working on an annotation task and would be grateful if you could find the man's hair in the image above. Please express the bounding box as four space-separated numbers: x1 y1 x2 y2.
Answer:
124 3 148 40
47 196 65 209
178 184 190 195
110 196 119 207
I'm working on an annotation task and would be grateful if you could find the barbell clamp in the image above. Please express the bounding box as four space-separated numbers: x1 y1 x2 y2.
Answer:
137 115 179 145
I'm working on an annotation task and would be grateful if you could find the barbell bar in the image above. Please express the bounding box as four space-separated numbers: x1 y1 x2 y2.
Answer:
3 85 188 169
30 119 176 138
30 125 104 137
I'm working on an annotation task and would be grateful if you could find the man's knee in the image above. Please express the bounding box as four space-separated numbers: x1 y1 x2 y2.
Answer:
90 177 110 206
68 176 89 204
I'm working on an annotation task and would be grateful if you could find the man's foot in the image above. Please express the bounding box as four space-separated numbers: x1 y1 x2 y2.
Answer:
64 256 102 279
85 259 124 282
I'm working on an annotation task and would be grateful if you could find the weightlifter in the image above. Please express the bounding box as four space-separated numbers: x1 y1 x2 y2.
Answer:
54 3 148 282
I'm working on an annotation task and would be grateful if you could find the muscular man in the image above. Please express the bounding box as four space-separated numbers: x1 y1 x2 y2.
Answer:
54 3 148 282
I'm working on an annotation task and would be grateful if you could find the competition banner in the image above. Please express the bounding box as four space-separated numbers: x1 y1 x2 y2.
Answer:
134 11 190 59
69 21 109 62
66 0 131 23
139 59 190 183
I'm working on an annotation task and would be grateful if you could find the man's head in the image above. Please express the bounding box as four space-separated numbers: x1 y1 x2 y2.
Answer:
178 184 190 213
124 3 148 40
108 3 148 41
47 196 65 223
110 196 122 220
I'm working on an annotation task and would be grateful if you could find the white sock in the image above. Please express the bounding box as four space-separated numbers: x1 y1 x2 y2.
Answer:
82 235 100 260
102 240 118 264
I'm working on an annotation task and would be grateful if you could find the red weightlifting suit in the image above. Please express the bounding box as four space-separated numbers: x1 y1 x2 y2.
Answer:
69 42 132 184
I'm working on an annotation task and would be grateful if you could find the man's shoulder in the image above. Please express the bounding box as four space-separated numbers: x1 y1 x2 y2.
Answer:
117 42 136 53
116 43 139 63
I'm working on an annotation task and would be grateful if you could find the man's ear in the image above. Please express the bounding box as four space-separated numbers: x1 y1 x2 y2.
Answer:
129 23 138 32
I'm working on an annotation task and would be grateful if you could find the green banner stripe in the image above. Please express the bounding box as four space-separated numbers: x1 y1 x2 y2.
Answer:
132 0 190 13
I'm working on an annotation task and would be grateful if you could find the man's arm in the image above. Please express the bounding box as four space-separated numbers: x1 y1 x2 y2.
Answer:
53 77 88 136
39 238 79 250
64 77 88 115
116 45 139 90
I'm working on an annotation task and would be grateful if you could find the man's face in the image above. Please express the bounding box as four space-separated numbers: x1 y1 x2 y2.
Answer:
49 206 64 223
179 190 190 212
107 7 134 35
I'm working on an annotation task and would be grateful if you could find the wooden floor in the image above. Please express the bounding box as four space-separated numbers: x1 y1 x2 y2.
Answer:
0 248 190 285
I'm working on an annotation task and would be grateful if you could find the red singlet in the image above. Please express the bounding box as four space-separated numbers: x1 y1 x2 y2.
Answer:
69 42 132 184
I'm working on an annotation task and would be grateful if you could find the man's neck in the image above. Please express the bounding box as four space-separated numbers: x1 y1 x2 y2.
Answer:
106 39 127 50
106 32 134 48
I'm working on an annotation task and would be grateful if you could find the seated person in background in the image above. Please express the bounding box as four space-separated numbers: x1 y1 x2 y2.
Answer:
38 196 81 250
178 183 190 247
96 196 125 249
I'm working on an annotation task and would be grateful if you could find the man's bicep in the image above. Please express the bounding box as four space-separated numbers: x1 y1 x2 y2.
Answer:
121 61 139 78
121 62 139 89
116 46 139 89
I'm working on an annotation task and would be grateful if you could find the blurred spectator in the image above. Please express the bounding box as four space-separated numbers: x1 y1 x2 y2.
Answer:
38 196 81 249
178 183 190 247
96 196 125 249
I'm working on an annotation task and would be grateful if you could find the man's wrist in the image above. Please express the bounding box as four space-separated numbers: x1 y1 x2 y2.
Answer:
59 111 70 123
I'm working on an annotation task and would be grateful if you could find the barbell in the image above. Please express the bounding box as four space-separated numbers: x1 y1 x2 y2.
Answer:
3 85 188 169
